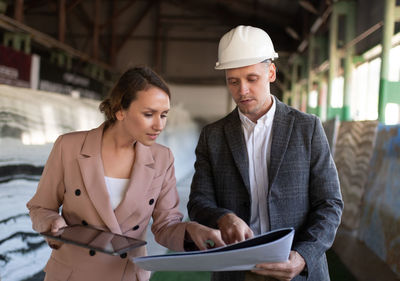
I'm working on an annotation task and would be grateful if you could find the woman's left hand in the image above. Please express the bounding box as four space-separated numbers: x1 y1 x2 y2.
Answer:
46 216 68 250
186 222 226 250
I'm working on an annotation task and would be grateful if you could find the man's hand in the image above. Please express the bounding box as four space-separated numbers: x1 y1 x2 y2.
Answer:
252 251 306 281
217 213 253 244
45 216 67 250
185 222 225 250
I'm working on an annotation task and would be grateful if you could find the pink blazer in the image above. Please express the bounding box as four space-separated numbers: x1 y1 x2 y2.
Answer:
27 124 188 281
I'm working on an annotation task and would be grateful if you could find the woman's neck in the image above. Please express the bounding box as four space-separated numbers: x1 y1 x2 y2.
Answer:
103 123 135 151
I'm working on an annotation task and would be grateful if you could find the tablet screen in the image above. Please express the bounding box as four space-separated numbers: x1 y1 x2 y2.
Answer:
41 225 146 256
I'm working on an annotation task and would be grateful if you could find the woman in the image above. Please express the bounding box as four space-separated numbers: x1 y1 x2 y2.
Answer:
27 66 225 281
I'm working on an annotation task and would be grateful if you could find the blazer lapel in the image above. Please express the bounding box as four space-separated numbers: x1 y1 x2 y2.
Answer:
78 124 122 234
224 109 250 193
269 98 295 187
114 142 155 224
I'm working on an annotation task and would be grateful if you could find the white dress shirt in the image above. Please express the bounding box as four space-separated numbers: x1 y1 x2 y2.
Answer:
238 97 276 235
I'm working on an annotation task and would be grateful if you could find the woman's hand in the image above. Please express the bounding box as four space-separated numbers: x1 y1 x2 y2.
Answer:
45 216 67 250
217 213 253 244
185 222 226 250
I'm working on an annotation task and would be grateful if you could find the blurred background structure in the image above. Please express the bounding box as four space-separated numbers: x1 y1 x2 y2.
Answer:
0 0 399 280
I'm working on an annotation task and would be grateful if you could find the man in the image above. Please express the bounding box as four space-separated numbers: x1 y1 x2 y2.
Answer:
187 25 343 281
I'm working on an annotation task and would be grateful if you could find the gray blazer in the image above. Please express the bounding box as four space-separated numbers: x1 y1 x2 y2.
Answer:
188 97 343 281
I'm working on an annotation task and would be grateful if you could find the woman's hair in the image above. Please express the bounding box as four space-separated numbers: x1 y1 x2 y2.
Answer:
99 66 170 125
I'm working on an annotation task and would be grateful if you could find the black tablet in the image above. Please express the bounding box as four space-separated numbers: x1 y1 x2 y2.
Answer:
41 225 147 256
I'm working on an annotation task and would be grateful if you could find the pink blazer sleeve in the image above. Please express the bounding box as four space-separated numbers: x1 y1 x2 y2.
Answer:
27 136 65 233
150 148 188 252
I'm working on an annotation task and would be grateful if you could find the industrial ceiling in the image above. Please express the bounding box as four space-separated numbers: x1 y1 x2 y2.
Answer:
2 0 330 68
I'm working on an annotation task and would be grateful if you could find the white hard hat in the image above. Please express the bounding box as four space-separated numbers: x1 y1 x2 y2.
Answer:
215 25 278 70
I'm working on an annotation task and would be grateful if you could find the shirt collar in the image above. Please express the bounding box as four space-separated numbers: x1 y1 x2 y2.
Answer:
239 95 276 130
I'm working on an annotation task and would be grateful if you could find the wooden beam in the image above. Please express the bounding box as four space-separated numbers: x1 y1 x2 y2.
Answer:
58 0 66 43
14 0 24 22
75 4 93 31
93 0 100 59
109 0 117 66
160 15 221 26
116 1 155 53
299 0 319 15
188 0 293 26
100 0 139 30
0 14 115 72
68 2 108 60
24 0 49 13
154 0 162 72
66 0 84 13
65 15 78 50
45 33 221 43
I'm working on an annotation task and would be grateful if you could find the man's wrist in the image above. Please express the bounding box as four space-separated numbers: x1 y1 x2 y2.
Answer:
300 265 308 276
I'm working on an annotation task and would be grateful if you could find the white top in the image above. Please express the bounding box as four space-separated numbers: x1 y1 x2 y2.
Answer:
238 97 276 235
104 176 130 209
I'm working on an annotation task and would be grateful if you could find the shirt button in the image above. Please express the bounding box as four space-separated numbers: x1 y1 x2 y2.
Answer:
75 189 81 196
120 253 127 259
132 225 139 231
89 249 96 256
149 199 155 205
82 220 88 226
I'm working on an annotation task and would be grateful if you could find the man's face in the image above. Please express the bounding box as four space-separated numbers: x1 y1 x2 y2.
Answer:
225 62 276 122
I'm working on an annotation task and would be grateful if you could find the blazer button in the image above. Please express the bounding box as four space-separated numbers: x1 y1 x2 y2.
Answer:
75 189 81 196
149 198 155 205
82 220 88 226
89 249 96 256
120 253 127 259
132 225 139 231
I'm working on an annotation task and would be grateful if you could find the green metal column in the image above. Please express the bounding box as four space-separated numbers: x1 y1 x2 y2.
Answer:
315 36 328 119
307 35 319 116
328 2 339 119
279 65 292 105
291 56 299 109
283 80 291 106
301 85 307 112
50 51 72 70
316 74 326 119
378 0 397 123
342 1 356 121
3 32 31 54
299 56 307 112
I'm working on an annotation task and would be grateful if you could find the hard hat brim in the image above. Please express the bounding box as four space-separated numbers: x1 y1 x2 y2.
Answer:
215 56 277 70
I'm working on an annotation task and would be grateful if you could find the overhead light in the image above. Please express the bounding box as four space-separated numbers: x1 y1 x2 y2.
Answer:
299 0 319 15
362 32 400 61
285 26 300 40
298 40 308 52
317 60 329 73
311 18 323 34
362 45 382 61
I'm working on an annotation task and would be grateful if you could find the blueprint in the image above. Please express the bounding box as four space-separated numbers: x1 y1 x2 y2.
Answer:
133 227 294 271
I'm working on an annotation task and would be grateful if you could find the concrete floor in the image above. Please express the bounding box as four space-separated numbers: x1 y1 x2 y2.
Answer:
333 228 400 281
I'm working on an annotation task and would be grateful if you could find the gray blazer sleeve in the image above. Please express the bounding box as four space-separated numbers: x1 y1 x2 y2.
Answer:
290 116 343 275
187 126 234 228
